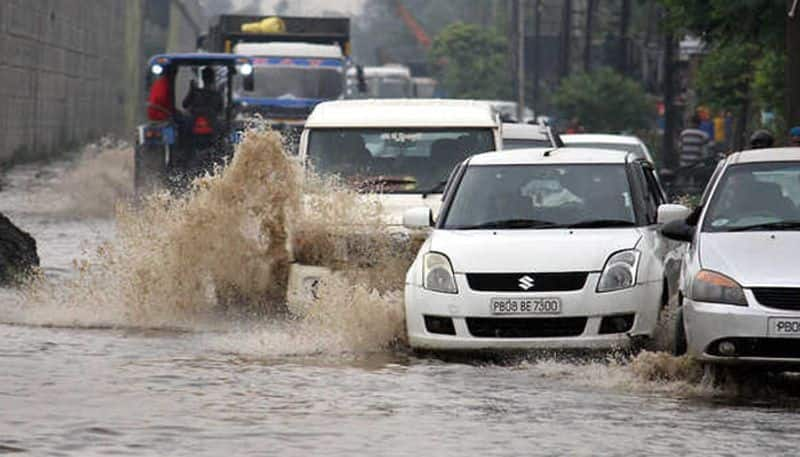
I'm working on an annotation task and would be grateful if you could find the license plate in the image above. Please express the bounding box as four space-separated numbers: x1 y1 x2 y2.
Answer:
490 297 562 315
769 318 800 337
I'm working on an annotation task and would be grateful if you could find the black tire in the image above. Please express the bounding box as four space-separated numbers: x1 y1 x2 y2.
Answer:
672 304 688 356
134 143 166 196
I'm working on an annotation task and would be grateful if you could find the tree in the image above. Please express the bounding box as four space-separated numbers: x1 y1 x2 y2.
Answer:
552 68 653 132
429 22 512 99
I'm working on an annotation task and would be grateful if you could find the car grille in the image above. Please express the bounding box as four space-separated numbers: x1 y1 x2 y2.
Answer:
752 288 800 310
707 338 800 359
465 317 587 338
466 272 588 292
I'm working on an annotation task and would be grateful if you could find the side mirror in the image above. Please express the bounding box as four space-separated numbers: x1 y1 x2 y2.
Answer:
403 207 433 229
243 74 255 92
356 65 367 93
657 203 691 225
660 219 695 243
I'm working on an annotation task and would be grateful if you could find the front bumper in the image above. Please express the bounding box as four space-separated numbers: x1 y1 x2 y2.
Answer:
684 294 800 365
405 273 662 351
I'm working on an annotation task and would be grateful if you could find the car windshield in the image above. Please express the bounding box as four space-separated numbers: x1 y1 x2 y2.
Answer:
442 164 636 229
504 138 551 149
563 142 646 160
239 65 343 99
307 128 495 193
703 162 800 232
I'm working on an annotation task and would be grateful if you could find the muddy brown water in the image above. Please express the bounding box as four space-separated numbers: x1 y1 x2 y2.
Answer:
1 141 799 456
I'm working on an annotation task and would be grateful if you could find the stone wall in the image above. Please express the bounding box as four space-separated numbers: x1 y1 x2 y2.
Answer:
0 0 206 163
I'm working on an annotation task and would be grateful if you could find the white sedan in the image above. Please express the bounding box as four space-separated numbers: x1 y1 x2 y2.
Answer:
403 147 687 350
663 148 800 366
561 133 654 164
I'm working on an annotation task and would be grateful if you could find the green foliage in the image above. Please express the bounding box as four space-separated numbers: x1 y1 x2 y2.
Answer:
429 22 512 100
551 68 653 132
753 50 786 112
659 0 785 48
695 43 758 111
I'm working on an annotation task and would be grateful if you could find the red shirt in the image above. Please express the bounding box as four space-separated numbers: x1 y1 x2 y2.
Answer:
147 76 173 121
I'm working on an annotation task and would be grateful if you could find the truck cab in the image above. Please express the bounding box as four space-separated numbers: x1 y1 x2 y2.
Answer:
204 15 350 153
346 64 413 99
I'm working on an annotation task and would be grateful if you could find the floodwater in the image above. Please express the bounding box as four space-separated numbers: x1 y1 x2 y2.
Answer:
1 137 799 456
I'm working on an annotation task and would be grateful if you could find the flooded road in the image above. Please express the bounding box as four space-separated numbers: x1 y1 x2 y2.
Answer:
2 139 799 456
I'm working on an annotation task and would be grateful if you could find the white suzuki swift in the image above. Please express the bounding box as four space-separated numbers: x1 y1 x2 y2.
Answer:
403 148 688 350
663 148 800 366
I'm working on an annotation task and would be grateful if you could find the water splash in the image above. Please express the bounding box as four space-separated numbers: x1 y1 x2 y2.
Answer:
9 130 407 353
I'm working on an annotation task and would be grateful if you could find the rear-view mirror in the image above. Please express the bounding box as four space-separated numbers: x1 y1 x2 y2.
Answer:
403 207 433 229
661 219 695 243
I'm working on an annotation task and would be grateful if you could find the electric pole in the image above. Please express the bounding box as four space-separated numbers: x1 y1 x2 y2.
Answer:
584 0 596 72
516 0 526 121
560 0 572 79
787 0 800 128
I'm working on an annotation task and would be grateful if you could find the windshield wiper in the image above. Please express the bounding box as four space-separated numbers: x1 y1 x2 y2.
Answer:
726 221 800 232
457 219 561 230
566 219 637 228
355 176 417 191
422 179 448 198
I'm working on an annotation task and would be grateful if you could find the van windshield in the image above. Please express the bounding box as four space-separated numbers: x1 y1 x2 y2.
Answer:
307 128 495 193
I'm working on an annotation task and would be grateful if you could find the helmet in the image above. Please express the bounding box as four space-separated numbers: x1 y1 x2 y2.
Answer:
749 129 774 149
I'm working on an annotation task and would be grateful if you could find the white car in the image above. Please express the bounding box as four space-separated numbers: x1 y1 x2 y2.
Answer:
403 147 688 350
501 123 560 150
663 148 800 365
561 134 654 164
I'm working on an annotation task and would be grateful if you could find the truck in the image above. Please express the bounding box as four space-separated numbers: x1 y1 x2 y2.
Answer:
203 15 350 151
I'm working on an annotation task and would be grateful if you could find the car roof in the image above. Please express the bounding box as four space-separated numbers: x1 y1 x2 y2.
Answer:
560 133 642 145
469 147 631 165
726 147 800 164
502 123 547 140
305 99 499 128
233 42 343 58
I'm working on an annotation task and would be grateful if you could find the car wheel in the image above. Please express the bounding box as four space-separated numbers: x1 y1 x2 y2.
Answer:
672 305 688 356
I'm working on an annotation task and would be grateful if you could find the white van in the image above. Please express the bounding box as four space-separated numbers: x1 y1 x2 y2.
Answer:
289 99 502 300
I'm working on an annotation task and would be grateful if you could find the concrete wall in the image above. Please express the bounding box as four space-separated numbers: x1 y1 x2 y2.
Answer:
0 0 205 163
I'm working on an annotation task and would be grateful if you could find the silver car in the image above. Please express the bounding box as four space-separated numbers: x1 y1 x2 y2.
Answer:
663 148 800 366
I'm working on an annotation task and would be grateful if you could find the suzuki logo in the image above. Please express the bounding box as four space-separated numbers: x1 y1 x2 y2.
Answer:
518 275 535 290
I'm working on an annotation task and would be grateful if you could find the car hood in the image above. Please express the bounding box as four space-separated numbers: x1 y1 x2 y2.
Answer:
700 232 800 287
429 229 642 273
378 193 443 226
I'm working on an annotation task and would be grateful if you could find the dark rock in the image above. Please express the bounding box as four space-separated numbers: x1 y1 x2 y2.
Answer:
0 212 39 284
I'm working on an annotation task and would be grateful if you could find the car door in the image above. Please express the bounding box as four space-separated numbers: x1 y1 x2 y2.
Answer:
635 161 683 302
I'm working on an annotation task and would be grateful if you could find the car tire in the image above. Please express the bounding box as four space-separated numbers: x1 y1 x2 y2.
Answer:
672 305 688 356
134 143 166 196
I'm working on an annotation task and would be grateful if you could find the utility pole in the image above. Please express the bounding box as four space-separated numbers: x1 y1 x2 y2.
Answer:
662 31 678 170
787 0 800 128
584 0 596 72
619 0 631 75
532 0 541 115
560 0 572 78
516 0 526 121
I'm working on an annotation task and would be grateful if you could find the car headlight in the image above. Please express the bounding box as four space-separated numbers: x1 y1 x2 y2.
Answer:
691 270 747 306
423 252 458 294
237 63 253 76
597 250 640 292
